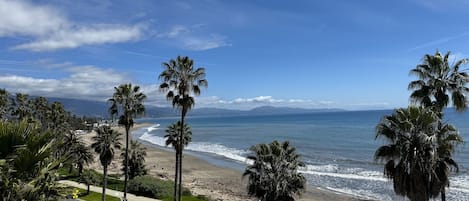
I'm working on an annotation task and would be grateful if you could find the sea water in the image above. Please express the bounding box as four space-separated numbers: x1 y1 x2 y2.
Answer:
133 110 469 201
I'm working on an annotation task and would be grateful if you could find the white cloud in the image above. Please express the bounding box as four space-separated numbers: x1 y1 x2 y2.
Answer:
182 34 230 51
0 0 66 36
13 25 143 51
156 25 230 51
0 64 131 101
192 96 336 110
0 0 144 51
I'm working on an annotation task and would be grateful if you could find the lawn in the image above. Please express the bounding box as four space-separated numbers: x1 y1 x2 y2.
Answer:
59 166 211 201
78 189 121 201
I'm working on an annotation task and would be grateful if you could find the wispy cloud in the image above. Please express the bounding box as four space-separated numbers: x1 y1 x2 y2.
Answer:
0 0 144 51
407 32 469 52
0 63 131 100
156 25 230 51
13 25 144 51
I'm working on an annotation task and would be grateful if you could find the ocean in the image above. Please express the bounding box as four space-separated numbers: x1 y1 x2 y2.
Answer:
133 109 469 201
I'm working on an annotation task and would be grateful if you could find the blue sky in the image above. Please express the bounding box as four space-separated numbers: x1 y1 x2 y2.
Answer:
1 0 469 110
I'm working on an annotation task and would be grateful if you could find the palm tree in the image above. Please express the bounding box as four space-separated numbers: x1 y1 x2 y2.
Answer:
432 122 462 201
108 83 146 200
375 106 461 201
48 101 67 131
159 56 207 201
0 120 64 200
164 121 192 197
408 51 468 200
29 96 50 130
10 93 31 120
121 140 147 179
409 51 469 114
91 126 122 201
71 141 94 177
243 140 306 201
80 169 98 194
0 89 9 119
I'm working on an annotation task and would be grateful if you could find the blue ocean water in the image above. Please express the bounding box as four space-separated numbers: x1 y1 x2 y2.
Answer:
134 110 469 201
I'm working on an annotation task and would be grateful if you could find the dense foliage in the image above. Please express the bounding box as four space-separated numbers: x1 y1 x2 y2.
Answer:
121 140 147 179
128 175 191 199
376 51 468 201
243 140 306 201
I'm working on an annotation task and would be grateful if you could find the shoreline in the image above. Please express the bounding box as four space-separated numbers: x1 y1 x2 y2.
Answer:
84 123 371 201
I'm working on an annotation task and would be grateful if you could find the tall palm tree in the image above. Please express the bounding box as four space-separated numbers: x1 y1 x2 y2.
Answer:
409 51 469 114
121 140 147 179
243 140 306 201
108 83 146 200
159 56 207 201
164 121 192 197
375 106 461 201
91 126 122 201
408 51 468 200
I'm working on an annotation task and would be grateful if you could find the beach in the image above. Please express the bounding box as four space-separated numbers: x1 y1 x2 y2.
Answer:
82 123 369 201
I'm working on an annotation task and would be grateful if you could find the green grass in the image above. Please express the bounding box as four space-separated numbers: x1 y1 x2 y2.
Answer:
78 189 121 201
59 166 211 201
58 166 125 191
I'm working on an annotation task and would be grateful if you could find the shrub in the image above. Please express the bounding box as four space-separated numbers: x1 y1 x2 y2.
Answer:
128 175 174 198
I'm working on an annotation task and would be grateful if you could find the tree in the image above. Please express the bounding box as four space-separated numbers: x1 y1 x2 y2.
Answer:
29 96 50 130
409 51 469 114
159 56 207 201
108 83 146 200
408 51 468 200
243 140 306 201
375 106 461 201
48 101 67 132
0 89 9 119
10 93 31 120
164 121 192 195
80 169 98 195
121 140 147 179
91 126 122 201
0 120 64 200
70 141 94 177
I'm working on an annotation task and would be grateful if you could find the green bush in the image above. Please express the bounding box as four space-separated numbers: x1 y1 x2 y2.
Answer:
128 175 174 198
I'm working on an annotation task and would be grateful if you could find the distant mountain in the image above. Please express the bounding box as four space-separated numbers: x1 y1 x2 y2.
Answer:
47 97 345 118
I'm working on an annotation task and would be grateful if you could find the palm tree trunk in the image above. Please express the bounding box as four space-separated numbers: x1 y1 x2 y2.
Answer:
68 163 73 173
87 184 90 195
123 126 130 200
102 164 107 201
78 162 83 177
178 113 185 201
173 148 179 201
441 189 446 201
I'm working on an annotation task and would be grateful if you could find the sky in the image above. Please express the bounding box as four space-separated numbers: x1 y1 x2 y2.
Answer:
1 0 469 110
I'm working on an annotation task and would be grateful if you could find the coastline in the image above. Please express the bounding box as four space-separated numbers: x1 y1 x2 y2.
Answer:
84 123 371 201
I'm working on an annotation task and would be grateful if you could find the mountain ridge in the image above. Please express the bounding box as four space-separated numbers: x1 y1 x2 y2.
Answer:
46 97 346 118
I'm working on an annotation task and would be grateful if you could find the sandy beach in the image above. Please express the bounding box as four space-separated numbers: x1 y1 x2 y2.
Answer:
82 123 369 201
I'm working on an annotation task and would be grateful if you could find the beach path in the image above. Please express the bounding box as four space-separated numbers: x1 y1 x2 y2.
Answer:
58 180 162 201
